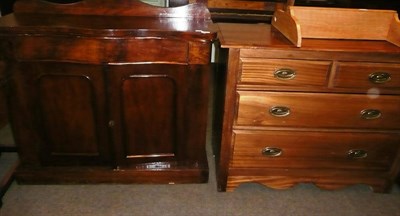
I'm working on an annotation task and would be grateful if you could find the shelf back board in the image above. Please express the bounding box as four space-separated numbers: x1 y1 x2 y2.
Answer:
272 6 400 47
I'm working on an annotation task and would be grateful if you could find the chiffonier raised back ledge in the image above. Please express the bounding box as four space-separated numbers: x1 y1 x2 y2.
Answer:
13 0 211 19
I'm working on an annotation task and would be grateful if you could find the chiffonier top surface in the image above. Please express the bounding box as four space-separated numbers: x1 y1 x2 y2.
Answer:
217 23 400 55
0 0 215 40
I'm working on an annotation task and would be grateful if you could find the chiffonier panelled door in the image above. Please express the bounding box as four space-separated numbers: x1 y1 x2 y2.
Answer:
108 64 186 167
32 63 109 165
120 75 177 161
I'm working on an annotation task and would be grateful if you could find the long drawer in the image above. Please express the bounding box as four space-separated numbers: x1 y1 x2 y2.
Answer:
231 130 400 171
13 36 190 64
236 91 400 129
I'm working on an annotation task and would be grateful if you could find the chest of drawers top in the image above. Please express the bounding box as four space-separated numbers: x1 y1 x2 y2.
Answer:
217 23 400 60
217 23 400 93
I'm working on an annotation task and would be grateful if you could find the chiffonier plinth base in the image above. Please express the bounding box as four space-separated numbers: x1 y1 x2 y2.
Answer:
15 166 209 185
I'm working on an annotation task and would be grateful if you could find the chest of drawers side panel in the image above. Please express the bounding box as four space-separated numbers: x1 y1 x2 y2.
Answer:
216 48 241 192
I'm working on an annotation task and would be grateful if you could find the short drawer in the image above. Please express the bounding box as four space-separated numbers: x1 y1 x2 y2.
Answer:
240 58 331 86
236 91 400 129
231 130 400 171
334 62 400 89
14 36 189 64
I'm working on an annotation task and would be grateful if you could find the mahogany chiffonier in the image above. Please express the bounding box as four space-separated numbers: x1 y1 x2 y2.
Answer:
214 23 400 192
0 58 7 128
0 1 13 130
0 0 216 184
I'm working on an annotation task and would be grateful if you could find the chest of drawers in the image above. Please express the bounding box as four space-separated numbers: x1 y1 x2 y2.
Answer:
215 23 400 192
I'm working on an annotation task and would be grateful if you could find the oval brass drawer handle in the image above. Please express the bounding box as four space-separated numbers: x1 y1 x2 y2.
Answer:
360 109 381 120
369 72 391 84
269 106 291 117
274 68 296 80
348 149 368 159
261 147 283 157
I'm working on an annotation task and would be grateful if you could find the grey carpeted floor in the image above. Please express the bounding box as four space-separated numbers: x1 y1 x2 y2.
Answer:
1 123 400 216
